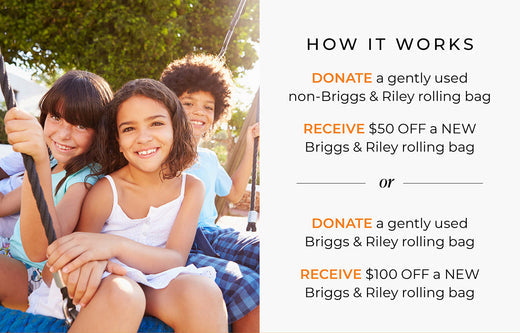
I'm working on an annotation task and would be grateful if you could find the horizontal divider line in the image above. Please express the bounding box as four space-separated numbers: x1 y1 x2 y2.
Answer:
403 182 484 185
296 182 366 185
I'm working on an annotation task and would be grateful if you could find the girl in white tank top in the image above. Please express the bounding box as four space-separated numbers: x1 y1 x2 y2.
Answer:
30 79 228 332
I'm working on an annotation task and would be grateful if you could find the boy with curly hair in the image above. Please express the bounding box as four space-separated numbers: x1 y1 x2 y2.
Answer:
161 53 259 332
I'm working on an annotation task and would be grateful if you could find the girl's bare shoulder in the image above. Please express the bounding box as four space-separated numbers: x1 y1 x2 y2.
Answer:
85 177 114 207
77 176 114 231
184 173 205 197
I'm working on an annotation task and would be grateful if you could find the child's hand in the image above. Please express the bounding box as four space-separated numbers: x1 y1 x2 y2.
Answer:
246 122 260 148
63 260 126 307
4 108 48 164
47 232 116 274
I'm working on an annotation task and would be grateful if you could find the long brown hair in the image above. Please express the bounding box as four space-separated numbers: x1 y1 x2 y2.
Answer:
39 70 113 193
94 78 196 179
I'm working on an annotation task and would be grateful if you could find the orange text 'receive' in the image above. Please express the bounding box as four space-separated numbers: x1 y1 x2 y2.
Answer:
304 123 365 134
301 268 362 279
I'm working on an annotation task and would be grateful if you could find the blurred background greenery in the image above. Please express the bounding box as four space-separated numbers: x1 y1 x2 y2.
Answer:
0 0 260 166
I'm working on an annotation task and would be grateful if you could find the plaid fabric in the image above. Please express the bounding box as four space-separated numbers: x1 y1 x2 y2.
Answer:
0 236 42 295
188 227 259 323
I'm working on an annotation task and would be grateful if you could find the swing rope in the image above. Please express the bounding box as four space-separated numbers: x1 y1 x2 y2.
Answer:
218 0 248 59
0 48 78 326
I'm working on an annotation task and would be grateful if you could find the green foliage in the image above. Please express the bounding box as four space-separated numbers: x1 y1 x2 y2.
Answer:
228 107 248 139
210 143 229 165
201 128 230 164
0 0 259 89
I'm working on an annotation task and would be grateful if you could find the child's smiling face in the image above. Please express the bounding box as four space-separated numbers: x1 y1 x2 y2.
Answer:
178 90 215 141
116 95 174 174
44 111 95 171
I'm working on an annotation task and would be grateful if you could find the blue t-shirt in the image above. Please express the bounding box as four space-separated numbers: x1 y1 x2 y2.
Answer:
9 164 99 270
186 148 232 229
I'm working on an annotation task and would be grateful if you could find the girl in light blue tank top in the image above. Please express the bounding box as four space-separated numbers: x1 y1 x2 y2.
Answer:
0 70 112 311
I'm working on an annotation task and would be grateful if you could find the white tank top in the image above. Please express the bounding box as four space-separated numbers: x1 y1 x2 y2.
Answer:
101 173 186 248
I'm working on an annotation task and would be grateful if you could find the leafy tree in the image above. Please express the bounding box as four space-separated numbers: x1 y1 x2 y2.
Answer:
199 106 248 165
0 0 259 89
1 0 259 190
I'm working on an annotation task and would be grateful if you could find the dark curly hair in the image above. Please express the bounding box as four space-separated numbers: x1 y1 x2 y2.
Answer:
93 78 196 179
160 53 233 135
38 70 113 193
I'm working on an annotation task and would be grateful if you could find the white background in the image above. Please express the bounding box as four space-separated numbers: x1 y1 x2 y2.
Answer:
260 1 520 331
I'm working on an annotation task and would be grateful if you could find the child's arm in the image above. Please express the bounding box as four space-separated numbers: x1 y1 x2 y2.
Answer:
224 122 259 203
161 175 204 265
4 108 89 261
48 178 123 307
0 186 22 217
47 175 205 275
75 177 114 233
5 108 57 261
44 177 115 269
